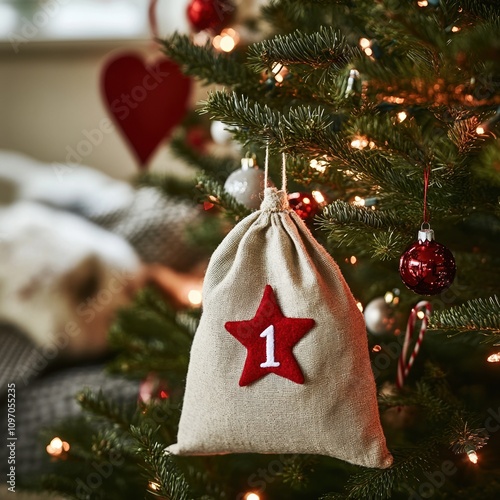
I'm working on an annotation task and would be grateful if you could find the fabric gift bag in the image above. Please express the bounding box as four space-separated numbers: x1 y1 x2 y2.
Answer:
169 157 392 469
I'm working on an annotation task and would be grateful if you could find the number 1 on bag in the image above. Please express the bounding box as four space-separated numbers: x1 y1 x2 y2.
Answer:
260 325 280 368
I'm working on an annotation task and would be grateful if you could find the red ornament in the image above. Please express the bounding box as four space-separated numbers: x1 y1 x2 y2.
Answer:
225 285 315 387
101 53 192 168
399 227 456 295
186 0 234 33
288 192 320 222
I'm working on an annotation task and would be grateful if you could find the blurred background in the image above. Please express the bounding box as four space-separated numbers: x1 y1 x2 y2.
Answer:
0 0 198 179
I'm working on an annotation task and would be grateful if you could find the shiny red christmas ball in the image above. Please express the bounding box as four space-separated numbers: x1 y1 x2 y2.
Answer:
288 192 320 222
399 238 456 295
186 0 234 33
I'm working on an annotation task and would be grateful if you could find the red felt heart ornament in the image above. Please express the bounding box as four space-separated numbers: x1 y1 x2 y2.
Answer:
101 52 192 168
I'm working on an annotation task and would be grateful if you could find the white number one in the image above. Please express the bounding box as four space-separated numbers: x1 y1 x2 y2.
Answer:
260 325 280 368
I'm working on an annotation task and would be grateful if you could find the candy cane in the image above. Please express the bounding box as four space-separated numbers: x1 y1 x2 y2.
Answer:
397 301 432 389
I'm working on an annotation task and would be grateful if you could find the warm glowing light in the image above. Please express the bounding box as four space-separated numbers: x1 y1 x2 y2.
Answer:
149 481 161 492
476 125 486 135
46 437 70 457
245 493 261 500
417 311 426 320
417 0 428 6
350 256 357 265
310 158 327 172
397 111 408 122
467 450 478 464
271 63 289 84
188 289 202 306
372 345 382 352
364 47 373 57
359 38 371 49
213 28 239 53
353 196 365 206
351 137 370 150
487 352 500 363
451 26 461 33
312 190 325 204
384 292 394 303
356 301 364 312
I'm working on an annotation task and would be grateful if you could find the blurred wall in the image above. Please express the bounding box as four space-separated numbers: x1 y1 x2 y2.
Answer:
0 40 200 180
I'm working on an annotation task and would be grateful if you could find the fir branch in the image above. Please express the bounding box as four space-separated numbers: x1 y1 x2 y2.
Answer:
130 425 191 500
318 201 401 229
169 135 240 179
430 295 500 337
248 26 360 74
161 33 256 89
322 447 437 500
76 389 132 431
196 172 252 220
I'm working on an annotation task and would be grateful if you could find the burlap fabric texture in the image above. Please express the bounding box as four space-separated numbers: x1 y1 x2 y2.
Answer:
169 187 392 469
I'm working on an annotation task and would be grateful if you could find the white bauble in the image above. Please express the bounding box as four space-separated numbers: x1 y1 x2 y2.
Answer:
364 296 403 336
224 158 270 210
210 120 233 145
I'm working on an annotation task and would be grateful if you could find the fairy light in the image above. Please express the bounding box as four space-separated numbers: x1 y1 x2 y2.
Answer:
244 493 261 500
416 310 426 320
356 301 364 312
476 125 486 135
188 289 202 306
397 111 408 122
311 190 325 204
46 437 70 457
148 481 161 492
451 26 461 33
487 352 500 363
359 38 371 49
310 158 327 172
417 0 428 6
270 62 289 84
467 450 478 464
384 291 394 304
364 47 373 57
350 256 357 265
353 195 365 206
213 28 240 53
372 345 382 352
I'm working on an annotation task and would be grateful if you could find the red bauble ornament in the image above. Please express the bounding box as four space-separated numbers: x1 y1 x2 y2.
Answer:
186 0 234 33
288 192 320 222
399 227 456 295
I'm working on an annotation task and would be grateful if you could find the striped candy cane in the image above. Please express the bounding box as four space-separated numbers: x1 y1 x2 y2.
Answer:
397 301 432 389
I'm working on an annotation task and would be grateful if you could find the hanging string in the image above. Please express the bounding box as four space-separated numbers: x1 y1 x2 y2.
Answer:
264 141 270 189
423 165 431 224
148 0 159 39
281 152 287 193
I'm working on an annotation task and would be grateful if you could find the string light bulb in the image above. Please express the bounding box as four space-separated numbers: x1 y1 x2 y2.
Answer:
148 481 161 492
417 0 428 6
476 125 486 135
310 158 327 172
467 449 479 464
487 352 500 363
188 289 202 306
244 493 261 500
356 301 364 312
212 28 240 53
46 437 70 457
397 111 408 122
311 190 325 204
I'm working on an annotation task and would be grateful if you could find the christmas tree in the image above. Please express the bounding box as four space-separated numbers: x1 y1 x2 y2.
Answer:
35 0 500 499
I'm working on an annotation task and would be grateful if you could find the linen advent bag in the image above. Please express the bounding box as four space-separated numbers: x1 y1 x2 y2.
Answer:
169 184 392 469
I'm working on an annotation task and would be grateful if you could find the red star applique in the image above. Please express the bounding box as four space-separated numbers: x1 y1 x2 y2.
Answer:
225 285 315 387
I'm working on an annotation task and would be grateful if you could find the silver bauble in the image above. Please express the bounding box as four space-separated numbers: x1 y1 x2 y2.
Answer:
224 158 271 210
364 296 403 336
